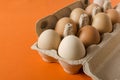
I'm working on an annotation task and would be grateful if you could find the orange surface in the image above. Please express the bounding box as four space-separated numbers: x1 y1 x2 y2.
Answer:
0 0 119 80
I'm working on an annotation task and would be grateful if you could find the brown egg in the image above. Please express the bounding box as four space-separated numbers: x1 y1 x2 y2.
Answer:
78 25 100 47
92 13 112 34
106 9 120 24
85 3 100 16
70 8 86 24
55 17 77 37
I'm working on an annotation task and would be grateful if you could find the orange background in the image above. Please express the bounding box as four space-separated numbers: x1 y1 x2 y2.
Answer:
0 0 119 80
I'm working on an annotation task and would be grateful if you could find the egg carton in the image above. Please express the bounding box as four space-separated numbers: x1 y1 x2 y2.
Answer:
31 1 120 80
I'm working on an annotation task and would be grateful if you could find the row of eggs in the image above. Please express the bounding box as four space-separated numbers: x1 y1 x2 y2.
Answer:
37 2 120 60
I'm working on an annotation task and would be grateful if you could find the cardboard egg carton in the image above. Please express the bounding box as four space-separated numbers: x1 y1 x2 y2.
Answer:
31 1 120 80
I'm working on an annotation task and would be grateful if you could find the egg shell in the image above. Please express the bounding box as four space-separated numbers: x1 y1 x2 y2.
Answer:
58 35 85 60
106 9 120 24
78 25 100 47
55 17 77 37
70 8 86 24
92 13 112 34
38 29 61 50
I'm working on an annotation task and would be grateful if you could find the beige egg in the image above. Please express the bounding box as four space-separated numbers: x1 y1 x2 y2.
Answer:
78 25 100 47
58 35 85 60
70 8 86 24
55 17 77 37
92 13 112 34
38 29 61 50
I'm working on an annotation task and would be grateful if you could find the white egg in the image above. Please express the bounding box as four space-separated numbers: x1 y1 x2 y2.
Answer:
38 29 61 50
58 35 85 60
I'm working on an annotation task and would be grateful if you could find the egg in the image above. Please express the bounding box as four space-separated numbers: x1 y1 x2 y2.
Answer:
55 17 77 37
106 9 120 24
38 29 61 50
78 25 100 47
58 35 85 60
70 8 86 24
85 3 100 16
92 13 112 34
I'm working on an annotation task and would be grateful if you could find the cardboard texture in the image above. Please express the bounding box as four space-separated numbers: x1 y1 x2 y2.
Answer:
31 1 120 80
